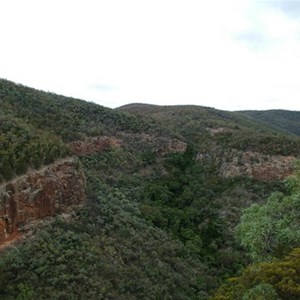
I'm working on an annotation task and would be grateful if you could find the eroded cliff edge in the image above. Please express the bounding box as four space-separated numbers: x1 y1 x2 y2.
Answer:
0 157 86 246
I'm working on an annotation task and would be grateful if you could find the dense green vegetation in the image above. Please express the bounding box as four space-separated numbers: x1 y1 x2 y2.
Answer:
0 79 153 142
0 184 213 299
239 109 300 137
0 79 156 181
0 115 68 182
213 248 300 300
1 80 300 299
212 166 300 299
118 104 300 156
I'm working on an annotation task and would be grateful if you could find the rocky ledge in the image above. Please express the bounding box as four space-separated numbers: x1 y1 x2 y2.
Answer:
0 158 86 245
219 150 296 180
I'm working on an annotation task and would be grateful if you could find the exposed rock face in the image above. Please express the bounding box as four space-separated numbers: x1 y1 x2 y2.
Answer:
0 158 85 245
68 137 122 156
219 150 296 180
206 127 235 135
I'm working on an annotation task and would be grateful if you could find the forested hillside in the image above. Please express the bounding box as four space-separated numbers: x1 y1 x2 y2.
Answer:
118 103 300 156
238 109 300 137
0 115 68 182
212 166 300 299
0 80 152 142
1 80 300 299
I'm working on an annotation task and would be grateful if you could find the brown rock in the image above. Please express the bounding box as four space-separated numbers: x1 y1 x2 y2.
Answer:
0 157 86 245
206 127 235 135
218 150 296 180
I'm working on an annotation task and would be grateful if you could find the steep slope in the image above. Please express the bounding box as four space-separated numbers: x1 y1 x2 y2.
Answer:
0 114 68 182
238 109 300 137
0 158 85 245
0 79 153 142
0 81 224 298
117 103 300 234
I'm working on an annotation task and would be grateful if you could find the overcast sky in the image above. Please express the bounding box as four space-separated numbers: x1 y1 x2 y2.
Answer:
1 0 300 111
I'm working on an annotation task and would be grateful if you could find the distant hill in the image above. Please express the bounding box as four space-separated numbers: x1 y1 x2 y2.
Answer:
237 109 300 137
118 103 300 156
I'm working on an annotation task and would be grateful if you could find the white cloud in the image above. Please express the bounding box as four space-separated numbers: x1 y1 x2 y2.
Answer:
0 0 300 111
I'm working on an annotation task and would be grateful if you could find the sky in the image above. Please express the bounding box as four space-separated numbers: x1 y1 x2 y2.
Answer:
1 0 300 111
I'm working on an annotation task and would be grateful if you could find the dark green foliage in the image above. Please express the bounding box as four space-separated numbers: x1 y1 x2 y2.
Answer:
0 185 214 299
239 109 300 136
0 79 153 142
138 148 245 278
0 115 68 182
216 129 300 156
119 104 300 156
78 141 283 294
212 248 300 300
212 165 300 299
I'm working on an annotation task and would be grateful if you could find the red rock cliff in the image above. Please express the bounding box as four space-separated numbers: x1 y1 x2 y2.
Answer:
0 158 86 245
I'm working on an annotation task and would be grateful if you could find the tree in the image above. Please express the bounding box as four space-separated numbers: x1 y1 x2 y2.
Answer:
242 283 278 300
235 167 300 261
212 248 300 300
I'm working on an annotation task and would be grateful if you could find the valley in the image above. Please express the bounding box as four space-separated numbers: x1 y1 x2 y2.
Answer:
0 79 300 299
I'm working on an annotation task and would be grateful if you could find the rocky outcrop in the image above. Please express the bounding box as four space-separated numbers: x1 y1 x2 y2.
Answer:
206 127 235 135
219 150 296 180
68 137 122 156
197 146 296 181
0 158 85 245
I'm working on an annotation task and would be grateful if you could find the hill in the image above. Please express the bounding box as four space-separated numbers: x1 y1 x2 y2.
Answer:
118 103 300 156
0 80 153 142
1 81 300 299
238 109 300 136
